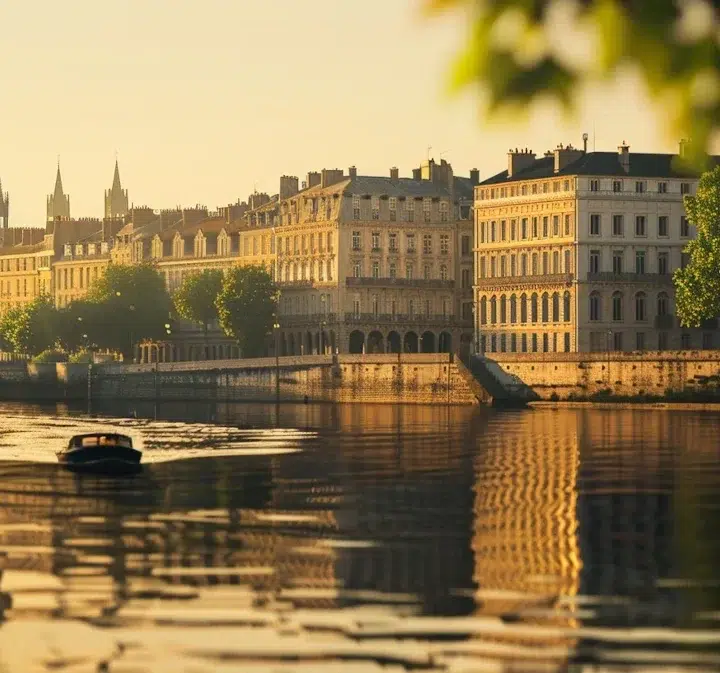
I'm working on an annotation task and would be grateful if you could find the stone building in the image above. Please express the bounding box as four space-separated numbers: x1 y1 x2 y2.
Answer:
47 164 71 223
53 238 113 308
474 140 720 354
0 237 54 316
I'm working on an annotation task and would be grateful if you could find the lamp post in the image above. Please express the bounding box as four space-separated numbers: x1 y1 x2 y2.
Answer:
273 320 280 404
319 294 327 355
606 329 613 387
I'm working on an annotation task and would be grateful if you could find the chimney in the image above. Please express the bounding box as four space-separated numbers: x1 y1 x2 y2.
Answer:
390 167 399 181
470 168 480 186
618 141 630 173
507 148 536 178
553 144 583 173
320 168 344 188
306 172 321 189
412 167 421 180
582 133 589 153
279 175 299 200
348 166 357 179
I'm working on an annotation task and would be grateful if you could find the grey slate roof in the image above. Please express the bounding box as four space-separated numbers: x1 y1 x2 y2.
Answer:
480 152 720 185
344 176 474 201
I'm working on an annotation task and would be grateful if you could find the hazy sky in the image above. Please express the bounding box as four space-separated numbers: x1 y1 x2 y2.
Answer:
1 0 706 225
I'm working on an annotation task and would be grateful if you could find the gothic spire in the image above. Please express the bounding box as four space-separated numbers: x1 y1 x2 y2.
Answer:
112 158 122 191
54 161 65 199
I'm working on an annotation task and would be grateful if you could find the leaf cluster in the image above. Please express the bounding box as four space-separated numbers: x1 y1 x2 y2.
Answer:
173 269 224 334
424 0 720 166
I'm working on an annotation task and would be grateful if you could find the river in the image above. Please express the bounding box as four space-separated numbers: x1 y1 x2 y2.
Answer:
0 400 718 672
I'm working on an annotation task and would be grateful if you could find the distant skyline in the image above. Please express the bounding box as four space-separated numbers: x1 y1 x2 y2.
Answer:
3 0 717 226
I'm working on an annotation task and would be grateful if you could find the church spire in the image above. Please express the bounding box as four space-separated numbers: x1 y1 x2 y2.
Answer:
105 157 129 220
54 161 65 199
0 174 8 229
112 158 122 191
47 160 71 224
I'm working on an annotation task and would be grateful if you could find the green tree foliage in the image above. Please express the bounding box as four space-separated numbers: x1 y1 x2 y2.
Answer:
674 165 720 327
0 296 58 355
85 263 172 358
425 0 720 166
54 300 99 353
173 269 224 339
216 265 277 358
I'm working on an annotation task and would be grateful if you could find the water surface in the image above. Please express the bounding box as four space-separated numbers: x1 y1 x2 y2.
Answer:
0 401 719 672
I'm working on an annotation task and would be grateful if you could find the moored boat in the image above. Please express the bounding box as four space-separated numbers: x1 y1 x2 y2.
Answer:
56 433 142 474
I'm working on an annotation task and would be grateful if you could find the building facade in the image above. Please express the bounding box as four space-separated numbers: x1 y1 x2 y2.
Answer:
474 141 720 354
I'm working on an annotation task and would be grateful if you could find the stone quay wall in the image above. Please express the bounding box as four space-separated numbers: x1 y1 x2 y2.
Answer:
0 355 478 406
488 350 720 400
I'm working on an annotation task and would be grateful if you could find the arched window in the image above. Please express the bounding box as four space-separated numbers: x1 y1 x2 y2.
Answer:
490 296 497 324
480 296 488 325
552 292 560 322
589 292 601 321
541 292 549 322
510 294 518 323
635 292 647 321
563 291 571 322
520 293 528 323
531 293 538 322
500 295 507 323
612 292 623 321
657 292 669 316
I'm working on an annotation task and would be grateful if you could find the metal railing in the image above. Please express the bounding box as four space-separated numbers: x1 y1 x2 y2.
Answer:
587 272 673 284
346 277 455 289
474 273 573 288
344 312 464 326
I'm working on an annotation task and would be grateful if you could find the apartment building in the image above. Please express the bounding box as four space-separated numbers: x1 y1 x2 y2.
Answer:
474 140 720 353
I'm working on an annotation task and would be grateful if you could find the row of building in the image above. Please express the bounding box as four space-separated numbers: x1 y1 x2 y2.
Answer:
0 137 718 360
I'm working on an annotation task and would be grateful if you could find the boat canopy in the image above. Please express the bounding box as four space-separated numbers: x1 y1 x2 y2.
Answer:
69 433 133 449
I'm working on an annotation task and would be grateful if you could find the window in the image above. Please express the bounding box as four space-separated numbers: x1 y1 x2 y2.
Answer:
658 331 669 350
563 292 571 322
440 235 449 255
658 215 669 237
635 250 645 274
680 216 690 237
552 292 560 322
389 197 397 221
480 257 486 277
423 234 432 255
371 196 380 220
542 252 548 274
612 292 623 321
564 214 571 236
542 217 548 237
521 218 528 239
438 265 447 281
635 181 645 193
531 253 538 275
564 249 571 273
636 332 646 351
490 296 497 324
531 293 538 322
352 231 361 250
389 232 397 251
440 201 449 222
703 332 713 349
613 250 623 274
681 333 691 348
501 220 507 240
520 294 528 323
352 196 361 220
590 179 599 192
635 292 647 321
353 262 361 277
612 180 622 192
564 332 571 352
553 215 559 236
423 199 431 222
658 251 669 275
613 331 624 351
510 254 516 276
635 215 646 236
423 264 432 280
461 235 470 255
681 252 690 269
657 292 669 316
490 257 496 276
406 199 415 221
406 233 416 253
372 261 380 278
590 250 600 274
461 268 471 288
658 181 667 193
510 219 517 240
405 262 414 279
541 293 549 322
612 214 624 236
681 182 690 195
552 251 559 273
532 217 538 237
590 214 601 236
521 253 528 275
542 333 549 352
371 231 380 251
372 295 379 316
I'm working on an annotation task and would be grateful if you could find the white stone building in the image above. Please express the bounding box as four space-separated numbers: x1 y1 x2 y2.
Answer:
474 140 720 353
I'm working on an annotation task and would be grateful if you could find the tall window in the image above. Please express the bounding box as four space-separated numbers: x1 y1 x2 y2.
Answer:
541 293 549 322
440 201 449 222
542 217 549 237
371 196 380 220
353 262 361 278
352 231 361 250
405 262 414 279
423 264 432 280
500 295 507 323
552 251 559 273
389 197 397 221
564 250 571 274
658 215 669 237
680 215 690 237
532 217 538 238
389 232 397 251
531 293 538 322
563 291 571 322
564 214 571 235
521 218 528 239
612 214 624 236
461 235 470 255
371 231 380 250
406 199 414 222
423 234 432 255
613 250 623 274
635 292 647 321
553 215 559 236
440 235 450 255
552 293 560 322
510 295 517 323
352 196 361 220
520 294 528 323
490 296 497 324
423 199 431 222
635 215 646 236
521 254 528 275
389 262 397 279
658 251 669 275
440 264 448 280
635 250 646 274
612 292 623 321
372 261 380 278
657 292 669 316
406 233 416 253
680 182 690 195
590 179 599 192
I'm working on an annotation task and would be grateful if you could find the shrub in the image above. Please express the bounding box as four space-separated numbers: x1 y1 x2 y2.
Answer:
33 349 68 363
68 350 93 364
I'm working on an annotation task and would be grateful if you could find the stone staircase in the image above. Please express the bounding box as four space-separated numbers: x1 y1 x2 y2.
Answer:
456 353 539 407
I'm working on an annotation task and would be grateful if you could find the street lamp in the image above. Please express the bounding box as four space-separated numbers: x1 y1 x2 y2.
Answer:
273 319 280 403
606 329 613 386
319 294 327 354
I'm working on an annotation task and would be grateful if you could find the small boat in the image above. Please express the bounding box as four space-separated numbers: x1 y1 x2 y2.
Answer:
56 433 142 474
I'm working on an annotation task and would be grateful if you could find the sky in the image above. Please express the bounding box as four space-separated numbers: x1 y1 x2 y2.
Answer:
0 0 709 225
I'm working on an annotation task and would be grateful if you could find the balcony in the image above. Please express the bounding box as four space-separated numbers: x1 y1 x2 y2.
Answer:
280 313 337 326
276 280 313 288
474 273 573 289
344 312 461 326
654 315 675 329
346 277 455 289
586 272 673 284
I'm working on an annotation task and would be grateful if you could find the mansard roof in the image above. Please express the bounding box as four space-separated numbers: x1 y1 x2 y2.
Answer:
481 152 720 185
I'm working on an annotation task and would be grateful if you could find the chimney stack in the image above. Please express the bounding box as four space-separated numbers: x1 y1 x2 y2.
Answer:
618 142 630 173
412 167 421 180
470 168 480 186
306 172 321 189
348 166 357 179
390 167 399 181
553 144 583 173
279 175 299 200
582 133 589 153
507 148 536 178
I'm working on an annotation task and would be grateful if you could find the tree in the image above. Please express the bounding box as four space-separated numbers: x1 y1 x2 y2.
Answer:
54 300 99 353
85 263 172 358
173 269 224 351
0 296 58 355
424 0 720 167
674 166 720 327
216 265 277 358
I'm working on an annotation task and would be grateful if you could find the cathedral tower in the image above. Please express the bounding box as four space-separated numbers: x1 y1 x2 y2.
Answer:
104 159 129 219
47 163 71 223
0 176 8 228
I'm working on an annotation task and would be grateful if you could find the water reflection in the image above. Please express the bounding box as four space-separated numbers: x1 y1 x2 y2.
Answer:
0 402 718 671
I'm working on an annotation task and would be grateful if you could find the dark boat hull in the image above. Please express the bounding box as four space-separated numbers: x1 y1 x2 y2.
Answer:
57 446 143 475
